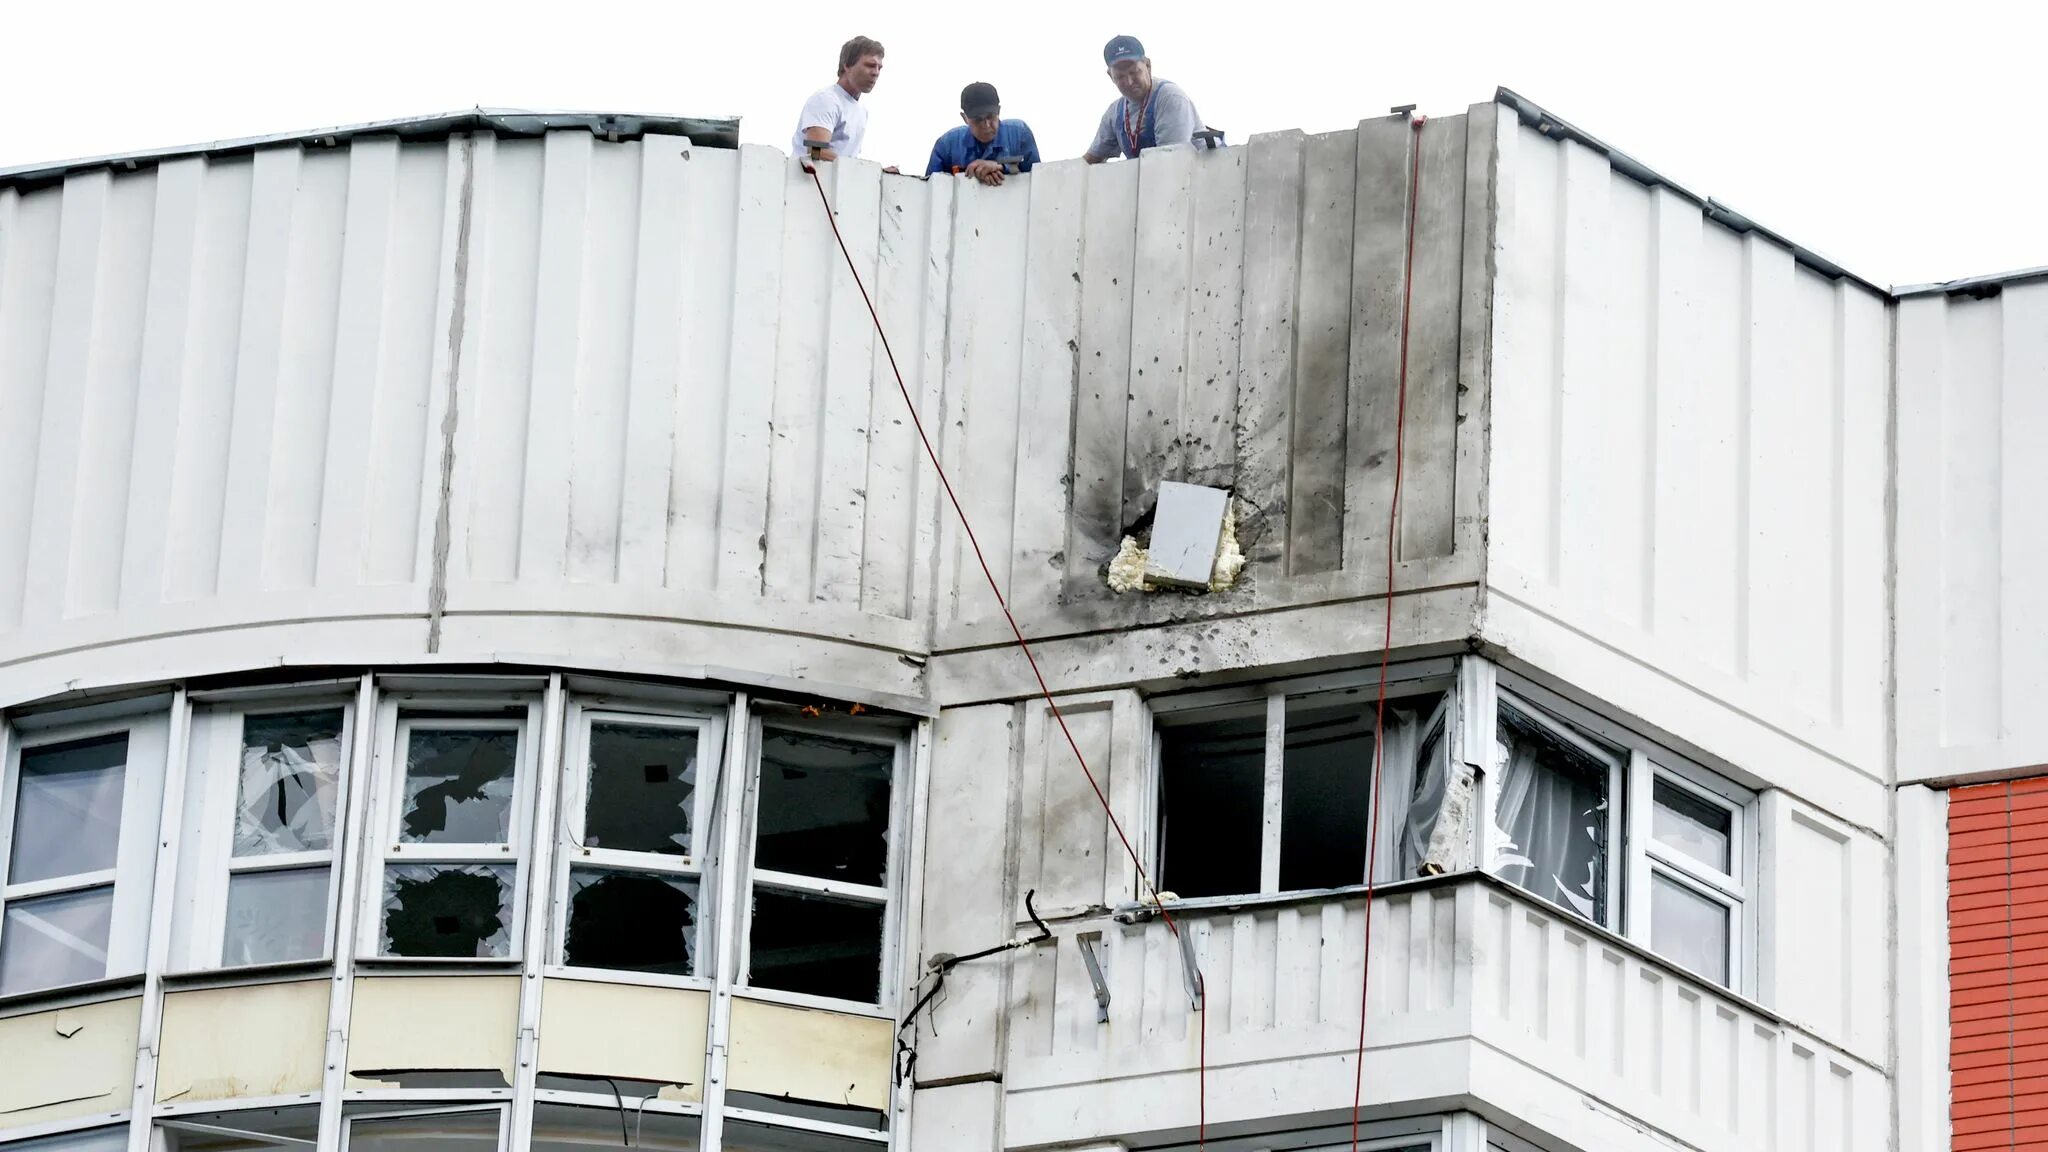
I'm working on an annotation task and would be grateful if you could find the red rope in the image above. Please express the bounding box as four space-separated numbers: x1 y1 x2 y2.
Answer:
801 163 1207 1145
1352 113 1428 1151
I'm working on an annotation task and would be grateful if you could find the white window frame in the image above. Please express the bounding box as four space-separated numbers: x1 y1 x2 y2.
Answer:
735 714 912 1011
0 704 170 998
1486 688 1628 927
1484 670 1759 993
550 698 728 986
357 696 542 963
1144 663 1456 902
174 693 356 972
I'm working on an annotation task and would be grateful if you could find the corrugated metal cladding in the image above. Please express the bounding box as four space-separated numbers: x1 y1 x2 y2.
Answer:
1488 117 1890 783
1948 779 2048 1151
1896 283 2048 785
0 109 1497 705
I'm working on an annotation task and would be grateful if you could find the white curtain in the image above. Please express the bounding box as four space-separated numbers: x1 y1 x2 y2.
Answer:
1401 716 1448 877
1487 709 1608 920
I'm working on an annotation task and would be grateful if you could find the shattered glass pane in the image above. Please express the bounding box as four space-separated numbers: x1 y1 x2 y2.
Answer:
380 864 513 958
1279 699 1374 891
747 887 883 1003
235 709 345 856
9 733 127 884
564 867 698 975
585 722 697 855
346 1109 500 1152
1489 702 1612 923
1653 779 1733 874
1403 712 1450 877
400 727 518 844
754 729 892 887
1651 871 1731 984
1157 707 1264 898
223 866 331 965
0 884 114 995
720 1122 887 1151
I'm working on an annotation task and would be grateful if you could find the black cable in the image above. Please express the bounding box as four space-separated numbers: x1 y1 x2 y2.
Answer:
601 1078 629 1145
894 890 1053 1086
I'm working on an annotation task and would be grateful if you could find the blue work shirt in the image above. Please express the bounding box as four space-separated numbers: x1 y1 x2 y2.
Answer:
924 120 1041 177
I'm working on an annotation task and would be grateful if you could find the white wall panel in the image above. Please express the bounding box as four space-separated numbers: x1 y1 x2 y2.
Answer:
1488 120 1891 811
1896 282 2048 783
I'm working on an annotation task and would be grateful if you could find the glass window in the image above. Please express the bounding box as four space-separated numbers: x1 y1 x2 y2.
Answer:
344 1108 502 1152
10 733 127 885
1651 872 1730 984
400 728 517 844
1653 779 1733 874
382 864 514 958
754 731 892 886
5 1127 130 1152
372 712 529 960
0 886 116 995
748 888 886 1003
235 710 344 856
555 708 717 978
158 1105 319 1152
720 1122 885 1151
584 722 698 855
1489 699 1617 923
532 1104 698 1152
745 723 899 1005
224 867 333 967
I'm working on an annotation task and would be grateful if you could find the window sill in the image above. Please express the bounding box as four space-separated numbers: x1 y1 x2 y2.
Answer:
161 958 334 989
1106 870 1466 923
0 973 146 1018
543 965 713 993
351 956 525 974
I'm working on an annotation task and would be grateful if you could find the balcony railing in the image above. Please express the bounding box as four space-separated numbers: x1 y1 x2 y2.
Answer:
1001 875 1885 1152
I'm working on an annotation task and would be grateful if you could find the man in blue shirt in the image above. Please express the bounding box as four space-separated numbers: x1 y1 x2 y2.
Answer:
925 82 1040 186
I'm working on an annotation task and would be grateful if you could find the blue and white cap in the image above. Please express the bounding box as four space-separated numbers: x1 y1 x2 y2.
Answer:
1103 35 1145 65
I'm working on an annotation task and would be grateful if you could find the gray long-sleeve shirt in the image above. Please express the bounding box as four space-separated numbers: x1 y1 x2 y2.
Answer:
1085 79 1200 159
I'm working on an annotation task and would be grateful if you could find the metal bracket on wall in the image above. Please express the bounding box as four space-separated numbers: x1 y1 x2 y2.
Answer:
1175 924 1205 1011
1076 932 1112 1024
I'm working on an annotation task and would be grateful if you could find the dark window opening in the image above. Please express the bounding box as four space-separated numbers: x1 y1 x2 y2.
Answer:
1277 700 1375 891
1492 701 1613 922
747 888 884 1002
399 727 518 844
381 865 512 957
1157 708 1264 899
563 868 698 975
754 730 892 887
585 722 698 855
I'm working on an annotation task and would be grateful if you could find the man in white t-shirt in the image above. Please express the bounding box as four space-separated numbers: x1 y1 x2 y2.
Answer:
793 36 885 163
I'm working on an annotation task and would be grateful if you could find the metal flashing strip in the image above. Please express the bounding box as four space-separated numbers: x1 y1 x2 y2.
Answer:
1894 263 2048 298
0 107 742 192
1492 87 1888 298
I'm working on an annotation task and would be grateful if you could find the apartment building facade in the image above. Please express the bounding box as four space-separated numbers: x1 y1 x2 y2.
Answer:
0 91 2031 1152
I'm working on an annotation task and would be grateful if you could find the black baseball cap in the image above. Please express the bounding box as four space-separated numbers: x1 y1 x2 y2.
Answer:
1103 35 1145 65
960 82 1001 117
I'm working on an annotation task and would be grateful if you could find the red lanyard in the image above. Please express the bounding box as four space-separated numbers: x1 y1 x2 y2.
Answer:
1122 91 1150 155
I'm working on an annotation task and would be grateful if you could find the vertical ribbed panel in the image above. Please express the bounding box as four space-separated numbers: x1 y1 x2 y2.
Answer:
1897 283 2048 783
1489 120 1890 777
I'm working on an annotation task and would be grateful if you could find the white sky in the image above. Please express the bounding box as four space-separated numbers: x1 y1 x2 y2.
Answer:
4 0 2042 287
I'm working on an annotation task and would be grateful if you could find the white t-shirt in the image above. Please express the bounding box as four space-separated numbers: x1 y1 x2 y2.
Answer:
792 83 868 161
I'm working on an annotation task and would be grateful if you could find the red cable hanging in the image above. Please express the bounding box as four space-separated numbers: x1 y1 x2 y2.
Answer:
799 162 1209 1146
1353 113 1428 1151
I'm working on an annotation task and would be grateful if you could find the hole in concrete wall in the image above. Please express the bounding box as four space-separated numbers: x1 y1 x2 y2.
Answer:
1157 706 1265 899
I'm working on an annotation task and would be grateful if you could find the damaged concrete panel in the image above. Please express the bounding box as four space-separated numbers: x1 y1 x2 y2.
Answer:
347 975 518 1087
156 980 328 1103
0 996 141 1130
726 997 891 1111
1142 482 1230 589
1013 691 1148 917
536 978 708 1099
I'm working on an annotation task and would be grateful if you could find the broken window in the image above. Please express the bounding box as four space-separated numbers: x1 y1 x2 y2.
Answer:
0 711 166 997
370 712 532 960
720 1121 888 1151
1482 677 1753 990
1487 696 1619 923
744 724 900 1004
532 1103 700 1152
157 1105 319 1152
342 1106 505 1152
556 709 718 977
1154 681 1447 900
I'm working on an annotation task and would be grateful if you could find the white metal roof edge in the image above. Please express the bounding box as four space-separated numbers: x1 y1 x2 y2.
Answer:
0 106 742 191
1893 264 2048 299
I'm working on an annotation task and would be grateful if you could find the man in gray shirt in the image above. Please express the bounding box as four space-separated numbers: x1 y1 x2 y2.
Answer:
1083 35 1201 162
